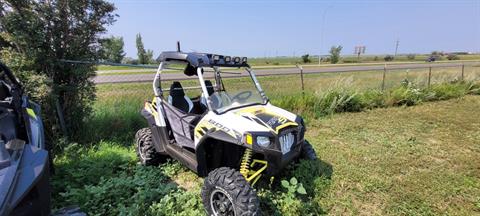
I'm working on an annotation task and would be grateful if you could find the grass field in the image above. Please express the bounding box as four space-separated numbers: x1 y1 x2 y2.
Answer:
304 95 480 215
247 54 480 66
51 64 480 215
52 95 480 215
95 54 480 71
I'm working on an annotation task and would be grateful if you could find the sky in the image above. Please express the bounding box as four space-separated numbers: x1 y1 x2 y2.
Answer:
107 0 480 58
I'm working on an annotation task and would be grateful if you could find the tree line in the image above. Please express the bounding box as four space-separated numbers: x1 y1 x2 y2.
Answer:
98 33 156 65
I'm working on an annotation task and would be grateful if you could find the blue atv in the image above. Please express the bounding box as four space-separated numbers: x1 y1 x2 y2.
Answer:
0 62 50 216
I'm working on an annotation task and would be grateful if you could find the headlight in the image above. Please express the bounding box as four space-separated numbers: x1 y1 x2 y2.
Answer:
256 136 270 147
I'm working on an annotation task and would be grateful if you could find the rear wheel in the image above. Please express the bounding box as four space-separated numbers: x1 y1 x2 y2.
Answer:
300 140 317 160
202 167 260 216
135 128 164 166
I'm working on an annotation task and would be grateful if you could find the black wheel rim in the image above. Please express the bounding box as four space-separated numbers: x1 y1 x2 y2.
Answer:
210 189 235 216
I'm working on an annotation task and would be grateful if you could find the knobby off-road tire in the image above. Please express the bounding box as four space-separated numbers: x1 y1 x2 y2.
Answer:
135 128 163 166
202 167 260 216
301 140 318 160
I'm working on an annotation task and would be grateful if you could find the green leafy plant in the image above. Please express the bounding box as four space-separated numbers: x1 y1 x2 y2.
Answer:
281 177 307 196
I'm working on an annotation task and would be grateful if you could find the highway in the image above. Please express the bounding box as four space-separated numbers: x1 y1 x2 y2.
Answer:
93 62 478 84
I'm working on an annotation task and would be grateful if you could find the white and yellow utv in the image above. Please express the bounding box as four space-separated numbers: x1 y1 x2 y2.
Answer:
136 51 317 215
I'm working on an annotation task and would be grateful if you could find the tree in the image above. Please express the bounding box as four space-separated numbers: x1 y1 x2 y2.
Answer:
0 0 116 142
329 45 343 64
99 36 125 63
447 54 459 60
406 54 416 60
136 33 148 64
146 49 154 64
301 54 311 63
427 51 443 61
384 55 394 61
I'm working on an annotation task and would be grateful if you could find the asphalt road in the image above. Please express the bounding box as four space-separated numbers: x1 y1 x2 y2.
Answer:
93 62 477 84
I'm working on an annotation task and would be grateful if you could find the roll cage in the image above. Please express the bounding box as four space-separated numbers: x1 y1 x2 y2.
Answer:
152 52 268 118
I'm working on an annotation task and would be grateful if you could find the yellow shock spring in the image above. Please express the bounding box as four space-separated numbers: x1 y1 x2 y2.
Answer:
240 148 252 178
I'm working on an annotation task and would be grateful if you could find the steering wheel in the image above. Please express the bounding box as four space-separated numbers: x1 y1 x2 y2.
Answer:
231 91 252 102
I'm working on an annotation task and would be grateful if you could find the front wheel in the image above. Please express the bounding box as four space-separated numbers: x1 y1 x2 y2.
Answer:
201 167 260 216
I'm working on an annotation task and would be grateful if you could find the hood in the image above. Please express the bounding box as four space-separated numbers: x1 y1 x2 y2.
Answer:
232 105 299 134
195 104 299 142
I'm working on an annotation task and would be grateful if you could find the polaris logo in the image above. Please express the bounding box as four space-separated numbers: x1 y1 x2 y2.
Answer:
279 132 294 154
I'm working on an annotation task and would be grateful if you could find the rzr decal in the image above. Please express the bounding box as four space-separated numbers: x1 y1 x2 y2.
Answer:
194 118 241 140
208 119 230 133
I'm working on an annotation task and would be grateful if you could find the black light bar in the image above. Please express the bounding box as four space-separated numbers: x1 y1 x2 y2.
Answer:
206 54 247 67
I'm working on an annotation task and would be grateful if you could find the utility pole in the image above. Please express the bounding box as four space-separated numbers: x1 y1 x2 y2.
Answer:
394 39 400 57
319 5 334 65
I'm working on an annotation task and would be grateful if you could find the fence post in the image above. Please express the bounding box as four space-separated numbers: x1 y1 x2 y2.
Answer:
296 64 305 95
461 63 465 81
428 66 432 87
381 64 387 91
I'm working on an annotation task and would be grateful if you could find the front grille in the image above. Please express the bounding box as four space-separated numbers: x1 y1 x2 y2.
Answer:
279 131 296 154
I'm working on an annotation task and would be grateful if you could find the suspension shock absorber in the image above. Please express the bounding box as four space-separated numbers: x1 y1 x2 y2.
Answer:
240 148 252 178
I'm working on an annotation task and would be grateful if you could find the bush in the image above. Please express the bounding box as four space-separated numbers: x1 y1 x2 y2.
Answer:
468 82 480 95
60 166 179 216
314 89 363 117
384 55 395 61
386 85 423 106
329 46 343 64
427 83 468 100
447 54 460 60
52 142 203 216
359 90 385 109
52 142 137 194
373 56 379 61
301 54 311 63
0 0 116 143
148 190 203 216
407 54 416 60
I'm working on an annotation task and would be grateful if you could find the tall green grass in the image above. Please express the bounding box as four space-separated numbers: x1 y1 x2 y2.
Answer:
79 70 479 145
272 79 480 120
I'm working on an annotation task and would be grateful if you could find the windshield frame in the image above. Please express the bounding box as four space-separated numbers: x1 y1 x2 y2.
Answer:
205 66 269 115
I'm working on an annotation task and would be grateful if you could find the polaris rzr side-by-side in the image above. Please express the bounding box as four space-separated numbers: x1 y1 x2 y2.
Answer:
136 51 317 215
0 62 50 216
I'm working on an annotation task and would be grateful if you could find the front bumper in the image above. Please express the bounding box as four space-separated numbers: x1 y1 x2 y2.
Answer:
250 125 305 176
255 137 303 176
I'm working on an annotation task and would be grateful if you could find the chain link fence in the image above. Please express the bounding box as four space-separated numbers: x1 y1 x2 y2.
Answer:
93 61 480 101
82 62 480 143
